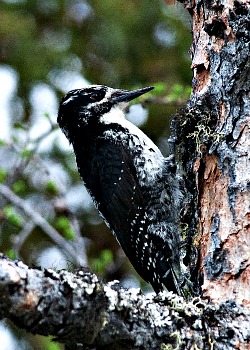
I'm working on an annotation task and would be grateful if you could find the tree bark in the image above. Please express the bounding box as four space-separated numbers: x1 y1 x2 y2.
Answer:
174 0 250 305
0 254 250 350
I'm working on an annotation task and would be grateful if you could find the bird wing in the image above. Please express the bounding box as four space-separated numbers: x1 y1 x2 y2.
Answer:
93 138 169 286
75 136 178 292
93 137 147 246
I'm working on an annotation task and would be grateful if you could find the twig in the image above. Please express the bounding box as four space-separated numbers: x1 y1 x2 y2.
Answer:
13 220 35 256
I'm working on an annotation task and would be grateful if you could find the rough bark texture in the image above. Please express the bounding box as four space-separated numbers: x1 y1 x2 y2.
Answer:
173 0 250 305
0 255 250 350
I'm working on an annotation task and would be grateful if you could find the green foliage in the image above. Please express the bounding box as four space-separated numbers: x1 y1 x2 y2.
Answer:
12 180 27 194
0 167 7 183
91 249 113 275
13 122 29 130
3 205 23 228
0 139 7 146
152 82 191 102
47 341 62 350
6 248 16 260
0 0 191 107
167 84 191 102
54 216 75 240
20 148 33 159
153 82 168 94
45 180 58 195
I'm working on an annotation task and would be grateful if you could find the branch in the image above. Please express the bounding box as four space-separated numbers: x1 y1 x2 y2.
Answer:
0 254 249 349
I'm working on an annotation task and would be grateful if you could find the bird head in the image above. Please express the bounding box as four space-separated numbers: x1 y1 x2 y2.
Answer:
58 85 154 143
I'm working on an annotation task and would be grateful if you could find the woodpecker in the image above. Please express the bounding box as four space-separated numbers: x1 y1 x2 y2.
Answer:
58 85 184 293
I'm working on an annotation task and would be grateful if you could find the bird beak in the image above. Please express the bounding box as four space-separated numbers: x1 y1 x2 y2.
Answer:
112 86 154 103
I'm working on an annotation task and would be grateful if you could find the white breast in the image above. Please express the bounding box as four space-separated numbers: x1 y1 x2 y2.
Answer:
101 107 165 186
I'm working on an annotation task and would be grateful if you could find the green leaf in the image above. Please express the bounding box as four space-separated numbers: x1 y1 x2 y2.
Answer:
47 342 62 350
20 148 33 158
0 167 7 183
45 180 58 195
92 249 113 274
3 205 23 227
63 228 75 240
100 249 113 265
152 82 167 94
55 216 70 230
167 83 191 102
0 139 7 146
6 249 16 260
44 112 50 119
13 122 29 130
12 179 26 194
55 216 75 240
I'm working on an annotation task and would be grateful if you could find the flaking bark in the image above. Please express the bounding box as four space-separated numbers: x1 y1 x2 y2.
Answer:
0 254 250 349
174 0 250 305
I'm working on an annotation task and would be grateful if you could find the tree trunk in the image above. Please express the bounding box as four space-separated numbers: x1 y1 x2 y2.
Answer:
174 0 250 305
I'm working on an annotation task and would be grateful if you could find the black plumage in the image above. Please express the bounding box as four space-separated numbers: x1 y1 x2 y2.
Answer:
58 85 184 293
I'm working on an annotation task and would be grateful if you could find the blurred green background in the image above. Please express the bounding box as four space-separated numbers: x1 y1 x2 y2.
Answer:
0 0 191 348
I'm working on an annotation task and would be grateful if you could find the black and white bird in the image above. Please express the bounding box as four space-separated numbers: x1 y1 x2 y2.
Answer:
58 85 184 293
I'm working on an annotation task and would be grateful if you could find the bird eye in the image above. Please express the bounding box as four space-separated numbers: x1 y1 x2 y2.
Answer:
90 92 101 102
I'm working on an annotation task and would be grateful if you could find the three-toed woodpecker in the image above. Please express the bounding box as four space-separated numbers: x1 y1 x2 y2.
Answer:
58 85 184 293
